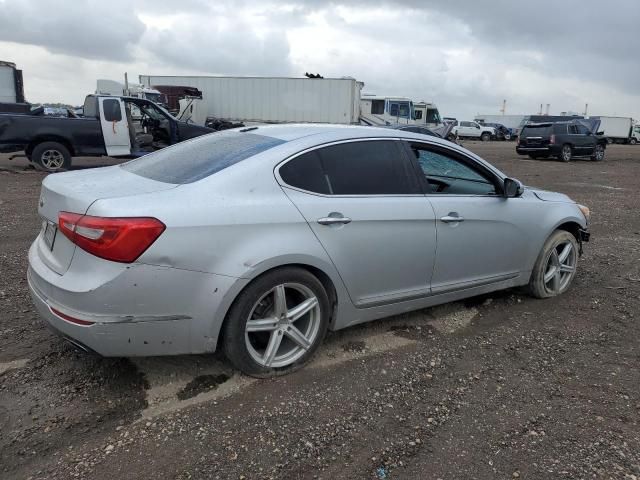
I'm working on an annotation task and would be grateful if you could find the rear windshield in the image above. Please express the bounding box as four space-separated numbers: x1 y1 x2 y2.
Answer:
521 125 552 137
121 131 285 184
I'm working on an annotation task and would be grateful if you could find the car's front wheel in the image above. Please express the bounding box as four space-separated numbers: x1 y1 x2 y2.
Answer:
481 132 491 142
527 230 579 299
222 267 330 377
630 138 638 145
591 144 605 161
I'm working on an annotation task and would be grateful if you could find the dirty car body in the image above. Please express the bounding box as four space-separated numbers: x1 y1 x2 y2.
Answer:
27 124 590 372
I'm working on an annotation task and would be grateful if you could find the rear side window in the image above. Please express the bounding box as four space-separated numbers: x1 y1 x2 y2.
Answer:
553 124 567 134
279 140 419 195
122 132 285 184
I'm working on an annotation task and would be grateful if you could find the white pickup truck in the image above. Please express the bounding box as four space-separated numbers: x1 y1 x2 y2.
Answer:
451 120 495 141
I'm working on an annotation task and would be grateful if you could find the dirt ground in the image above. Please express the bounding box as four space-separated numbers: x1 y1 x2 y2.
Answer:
1 142 639 480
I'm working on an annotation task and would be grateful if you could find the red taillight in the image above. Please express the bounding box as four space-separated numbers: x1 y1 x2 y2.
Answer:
550 134 556 145
50 307 95 326
58 212 165 263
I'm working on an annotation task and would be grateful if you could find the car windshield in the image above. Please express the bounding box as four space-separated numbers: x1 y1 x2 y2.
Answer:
121 131 285 184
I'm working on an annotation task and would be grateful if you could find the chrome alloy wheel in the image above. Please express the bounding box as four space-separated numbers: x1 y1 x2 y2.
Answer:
543 240 576 294
41 149 65 170
244 283 321 368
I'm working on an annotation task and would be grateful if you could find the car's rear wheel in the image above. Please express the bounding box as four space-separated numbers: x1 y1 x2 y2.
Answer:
558 144 572 162
32 142 71 172
481 132 491 142
591 144 605 161
527 230 579 299
222 267 330 377
630 138 638 145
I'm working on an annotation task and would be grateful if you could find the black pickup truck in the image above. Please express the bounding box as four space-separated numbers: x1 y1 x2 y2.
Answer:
0 95 213 171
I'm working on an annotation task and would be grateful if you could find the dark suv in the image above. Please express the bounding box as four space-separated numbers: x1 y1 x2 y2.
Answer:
516 121 606 162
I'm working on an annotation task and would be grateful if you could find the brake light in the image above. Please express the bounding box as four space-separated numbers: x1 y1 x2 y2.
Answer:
550 134 556 145
58 212 165 263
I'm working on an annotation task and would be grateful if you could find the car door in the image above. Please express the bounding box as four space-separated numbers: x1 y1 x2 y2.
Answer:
576 123 595 153
98 97 131 156
403 141 529 293
277 139 437 306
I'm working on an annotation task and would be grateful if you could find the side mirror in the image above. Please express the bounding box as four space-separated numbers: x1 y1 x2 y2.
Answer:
504 178 524 198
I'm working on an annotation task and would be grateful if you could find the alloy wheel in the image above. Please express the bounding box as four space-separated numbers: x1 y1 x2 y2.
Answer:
543 241 576 294
561 145 572 162
41 149 65 170
594 145 605 161
244 283 321 368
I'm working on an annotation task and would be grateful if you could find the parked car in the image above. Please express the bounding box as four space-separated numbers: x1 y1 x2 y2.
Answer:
516 120 606 162
28 125 590 377
451 120 495 141
0 95 213 172
482 122 512 140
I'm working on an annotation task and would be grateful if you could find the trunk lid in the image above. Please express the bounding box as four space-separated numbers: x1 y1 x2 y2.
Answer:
36 165 177 275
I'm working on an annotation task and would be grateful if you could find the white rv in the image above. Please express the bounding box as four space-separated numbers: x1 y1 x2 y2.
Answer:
359 95 442 127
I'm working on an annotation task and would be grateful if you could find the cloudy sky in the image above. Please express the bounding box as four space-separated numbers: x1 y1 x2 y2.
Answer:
1 0 639 120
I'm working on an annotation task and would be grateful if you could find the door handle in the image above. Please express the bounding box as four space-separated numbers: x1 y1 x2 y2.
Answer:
317 216 352 226
440 214 464 223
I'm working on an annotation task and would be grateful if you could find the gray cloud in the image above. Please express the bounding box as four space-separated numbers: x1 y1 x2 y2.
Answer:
0 0 145 61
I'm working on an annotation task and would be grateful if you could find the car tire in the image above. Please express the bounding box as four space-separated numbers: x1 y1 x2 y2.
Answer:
481 132 491 142
527 230 579 299
447 133 456 142
558 144 572 162
591 144 605 161
31 142 71 172
222 267 330 377
504 134 512 141
630 138 637 145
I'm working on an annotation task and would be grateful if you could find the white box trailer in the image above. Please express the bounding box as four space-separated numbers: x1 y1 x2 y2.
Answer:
589 116 633 143
139 75 363 125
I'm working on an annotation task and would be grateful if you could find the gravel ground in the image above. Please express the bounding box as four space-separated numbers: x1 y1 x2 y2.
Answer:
1 143 639 480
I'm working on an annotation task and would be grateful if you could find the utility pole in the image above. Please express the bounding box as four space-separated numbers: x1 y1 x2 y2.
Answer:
539 103 543 115
584 103 589 116
500 99 506 115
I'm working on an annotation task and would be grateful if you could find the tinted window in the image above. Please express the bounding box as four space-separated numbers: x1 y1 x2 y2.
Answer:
414 110 423 120
460 121 472 127
280 140 419 195
371 100 385 115
411 146 496 195
279 151 330 194
553 124 567 134
398 102 410 118
103 99 122 122
389 103 399 116
122 131 285 184
523 125 552 136
568 125 579 134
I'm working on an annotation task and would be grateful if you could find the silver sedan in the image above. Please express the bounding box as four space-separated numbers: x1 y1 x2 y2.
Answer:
28 125 590 376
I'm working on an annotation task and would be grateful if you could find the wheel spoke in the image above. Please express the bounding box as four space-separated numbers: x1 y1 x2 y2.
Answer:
262 331 283 367
284 325 312 350
558 243 572 264
560 264 575 273
544 266 557 284
246 317 279 332
273 285 287 318
552 271 561 292
287 296 318 322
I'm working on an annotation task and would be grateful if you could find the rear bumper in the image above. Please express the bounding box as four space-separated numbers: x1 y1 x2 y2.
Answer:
516 146 551 155
27 240 243 357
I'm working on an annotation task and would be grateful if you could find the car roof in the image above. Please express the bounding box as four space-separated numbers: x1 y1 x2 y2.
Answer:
240 123 450 144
